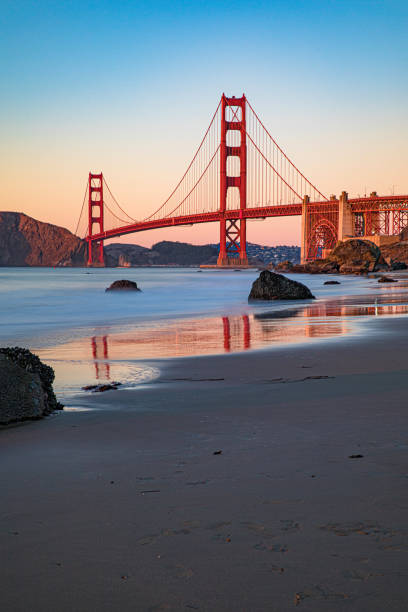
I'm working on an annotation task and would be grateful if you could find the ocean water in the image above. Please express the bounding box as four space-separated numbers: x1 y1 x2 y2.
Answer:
1 266 408 397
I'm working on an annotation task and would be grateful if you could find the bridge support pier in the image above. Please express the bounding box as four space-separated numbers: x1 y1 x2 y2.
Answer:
338 191 352 240
87 239 105 267
218 217 248 266
300 195 310 264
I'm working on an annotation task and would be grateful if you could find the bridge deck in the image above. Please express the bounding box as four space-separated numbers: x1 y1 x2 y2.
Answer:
88 195 408 243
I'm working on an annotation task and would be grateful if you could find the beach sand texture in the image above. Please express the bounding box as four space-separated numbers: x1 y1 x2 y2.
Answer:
2 317 408 611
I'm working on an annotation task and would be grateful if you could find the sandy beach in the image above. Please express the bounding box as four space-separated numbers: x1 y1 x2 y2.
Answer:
2 314 408 612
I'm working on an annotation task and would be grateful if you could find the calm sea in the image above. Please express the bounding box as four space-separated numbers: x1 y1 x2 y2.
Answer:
1 267 407 397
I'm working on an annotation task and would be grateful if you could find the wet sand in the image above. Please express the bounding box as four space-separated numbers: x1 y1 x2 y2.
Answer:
2 316 408 611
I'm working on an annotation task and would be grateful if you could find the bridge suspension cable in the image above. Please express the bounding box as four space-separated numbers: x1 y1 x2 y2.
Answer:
78 94 329 242
74 182 89 238
102 177 138 223
143 99 222 222
246 99 327 202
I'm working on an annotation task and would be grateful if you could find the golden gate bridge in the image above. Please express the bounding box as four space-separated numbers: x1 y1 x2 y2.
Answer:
75 94 408 265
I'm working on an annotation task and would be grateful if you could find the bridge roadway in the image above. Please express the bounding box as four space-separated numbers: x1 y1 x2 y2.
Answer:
89 194 408 244
89 203 302 242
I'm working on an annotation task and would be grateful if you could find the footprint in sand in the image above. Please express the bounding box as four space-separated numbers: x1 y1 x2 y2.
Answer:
342 569 384 581
183 520 201 529
241 521 276 537
137 525 195 546
205 521 232 530
164 563 194 580
280 519 301 533
254 542 288 553
175 564 194 579
294 585 349 605
137 534 158 546
186 480 208 486
154 527 191 539
320 521 400 541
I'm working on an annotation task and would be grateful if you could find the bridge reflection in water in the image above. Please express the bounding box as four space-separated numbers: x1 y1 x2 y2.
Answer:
86 297 408 380
90 312 346 378
91 336 110 380
82 301 394 379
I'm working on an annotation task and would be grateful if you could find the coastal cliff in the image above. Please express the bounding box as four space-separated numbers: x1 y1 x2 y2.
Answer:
0 212 87 266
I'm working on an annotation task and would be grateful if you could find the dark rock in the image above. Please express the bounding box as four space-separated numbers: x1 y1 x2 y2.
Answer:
249 270 315 301
383 256 407 270
290 260 339 274
381 242 408 267
328 239 386 274
378 275 398 283
82 382 121 392
338 265 369 275
274 260 293 272
274 240 403 277
105 280 141 292
0 347 63 425
324 280 341 285
93 384 118 392
291 240 389 276
390 261 407 270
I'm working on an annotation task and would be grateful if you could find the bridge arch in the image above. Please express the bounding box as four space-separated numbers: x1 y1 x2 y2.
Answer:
307 218 338 260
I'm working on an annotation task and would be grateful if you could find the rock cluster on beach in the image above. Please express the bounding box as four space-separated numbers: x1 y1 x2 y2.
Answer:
249 270 315 301
105 279 141 292
0 347 63 425
275 239 399 276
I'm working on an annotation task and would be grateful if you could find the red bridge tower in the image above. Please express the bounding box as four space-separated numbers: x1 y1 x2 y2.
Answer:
217 95 248 266
87 172 104 266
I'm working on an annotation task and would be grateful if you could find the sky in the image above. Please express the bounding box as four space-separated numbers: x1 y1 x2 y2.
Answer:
1 0 407 247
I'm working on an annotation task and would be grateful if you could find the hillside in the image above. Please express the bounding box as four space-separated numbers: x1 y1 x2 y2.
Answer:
106 241 301 267
0 212 87 266
105 241 219 266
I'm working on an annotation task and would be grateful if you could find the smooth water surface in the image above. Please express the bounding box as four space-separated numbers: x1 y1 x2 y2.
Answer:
1 267 408 397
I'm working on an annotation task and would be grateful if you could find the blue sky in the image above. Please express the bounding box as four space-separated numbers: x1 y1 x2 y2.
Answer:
1 0 407 245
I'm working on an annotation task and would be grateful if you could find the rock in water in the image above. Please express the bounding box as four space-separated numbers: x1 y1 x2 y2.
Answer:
105 279 141 292
0 347 63 425
324 280 341 285
378 275 397 283
248 270 315 301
